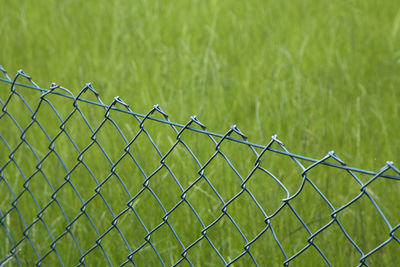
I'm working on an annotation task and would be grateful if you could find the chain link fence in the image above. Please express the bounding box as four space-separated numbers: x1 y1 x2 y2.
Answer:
0 66 399 266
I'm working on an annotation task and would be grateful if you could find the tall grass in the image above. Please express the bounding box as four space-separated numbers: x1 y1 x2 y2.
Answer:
1 0 400 265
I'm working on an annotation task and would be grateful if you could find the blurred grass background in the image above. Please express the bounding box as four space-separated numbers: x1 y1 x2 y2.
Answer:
1 0 400 266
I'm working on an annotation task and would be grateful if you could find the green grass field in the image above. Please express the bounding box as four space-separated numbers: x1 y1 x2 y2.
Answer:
1 0 400 266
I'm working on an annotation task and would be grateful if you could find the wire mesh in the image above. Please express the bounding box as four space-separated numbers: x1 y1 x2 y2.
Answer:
0 66 399 266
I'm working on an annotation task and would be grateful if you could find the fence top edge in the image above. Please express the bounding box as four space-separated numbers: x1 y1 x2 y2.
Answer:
0 75 399 181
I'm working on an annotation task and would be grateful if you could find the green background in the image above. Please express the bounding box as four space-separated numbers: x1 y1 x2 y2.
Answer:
1 0 399 266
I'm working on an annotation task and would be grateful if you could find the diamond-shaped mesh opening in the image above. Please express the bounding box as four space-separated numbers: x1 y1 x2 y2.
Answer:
40 200 70 240
335 194 391 253
2 208 27 251
270 204 311 257
167 201 204 247
66 163 100 202
7 143 38 184
23 171 53 210
50 131 80 171
83 193 116 235
33 99 67 140
139 113 178 156
256 141 305 195
204 213 248 264
12 188 41 232
113 207 149 251
201 154 244 203
61 110 97 152
129 188 166 232
184 177 223 227
163 141 203 189
25 217 56 259
246 226 287 265
110 115 141 144
128 130 165 175
98 173 133 216
72 101 106 130
37 151 69 190
0 114 23 151
0 175 16 215
311 221 364 266
146 166 183 211
11 84 42 112
362 169 400 227
224 191 266 241
91 118 129 163
50 230 84 265
216 138 258 180
94 226 132 266
176 128 217 167
67 213 101 255
304 159 363 209
25 125 53 151
1 93 35 130
288 181 334 233
112 152 145 196
53 180 85 222
244 167 288 217
144 222 185 265
78 143 112 184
